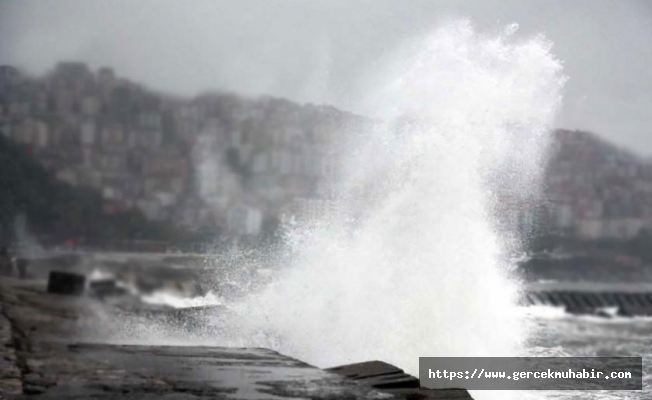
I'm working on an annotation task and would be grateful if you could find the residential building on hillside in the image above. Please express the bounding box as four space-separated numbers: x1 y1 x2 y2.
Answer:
0 63 363 238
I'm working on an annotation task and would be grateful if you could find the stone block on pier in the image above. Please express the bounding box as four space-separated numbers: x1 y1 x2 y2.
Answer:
47 271 86 295
326 360 420 389
327 361 474 399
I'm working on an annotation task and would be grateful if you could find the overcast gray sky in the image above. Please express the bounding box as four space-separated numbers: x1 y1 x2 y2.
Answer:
1 0 651 154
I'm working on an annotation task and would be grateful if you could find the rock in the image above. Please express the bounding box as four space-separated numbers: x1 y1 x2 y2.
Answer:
565 305 614 318
564 306 593 315
617 303 652 317
47 271 86 295
89 279 125 298
0 378 22 397
23 384 47 395
0 310 22 396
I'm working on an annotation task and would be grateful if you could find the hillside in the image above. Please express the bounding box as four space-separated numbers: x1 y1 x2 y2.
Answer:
3 63 652 247
0 134 189 248
0 63 368 238
544 129 652 240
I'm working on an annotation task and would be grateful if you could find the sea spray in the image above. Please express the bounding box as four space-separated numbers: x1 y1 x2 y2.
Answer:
215 19 566 383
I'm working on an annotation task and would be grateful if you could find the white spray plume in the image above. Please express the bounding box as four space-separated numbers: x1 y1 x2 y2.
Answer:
213 20 566 391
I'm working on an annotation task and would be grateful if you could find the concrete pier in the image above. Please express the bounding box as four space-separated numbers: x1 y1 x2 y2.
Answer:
0 278 472 399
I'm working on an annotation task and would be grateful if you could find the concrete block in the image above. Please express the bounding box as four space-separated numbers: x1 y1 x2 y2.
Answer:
326 360 420 389
47 271 85 295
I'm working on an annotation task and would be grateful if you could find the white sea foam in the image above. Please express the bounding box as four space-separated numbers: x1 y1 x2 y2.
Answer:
141 290 224 308
207 19 565 400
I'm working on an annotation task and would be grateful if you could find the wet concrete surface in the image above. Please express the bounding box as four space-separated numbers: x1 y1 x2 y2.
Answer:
0 277 472 399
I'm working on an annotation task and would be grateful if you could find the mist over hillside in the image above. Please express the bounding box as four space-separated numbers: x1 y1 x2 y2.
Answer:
2 62 652 248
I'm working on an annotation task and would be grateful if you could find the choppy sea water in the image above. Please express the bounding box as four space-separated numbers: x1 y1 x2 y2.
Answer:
131 281 649 400
522 305 651 399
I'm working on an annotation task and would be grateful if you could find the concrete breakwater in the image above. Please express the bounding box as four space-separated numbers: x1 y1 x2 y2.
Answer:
523 283 652 316
0 277 472 399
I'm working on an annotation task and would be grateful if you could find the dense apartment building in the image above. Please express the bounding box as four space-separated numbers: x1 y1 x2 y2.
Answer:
0 63 365 237
545 129 652 240
2 63 651 241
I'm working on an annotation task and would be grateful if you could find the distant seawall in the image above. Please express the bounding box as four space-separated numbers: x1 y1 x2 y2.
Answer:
523 283 652 316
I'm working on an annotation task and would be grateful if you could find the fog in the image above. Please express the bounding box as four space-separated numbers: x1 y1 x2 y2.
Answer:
1 0 651 154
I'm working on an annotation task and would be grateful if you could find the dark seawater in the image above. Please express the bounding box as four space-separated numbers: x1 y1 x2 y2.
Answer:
520 261 652 400
526 305 651 399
